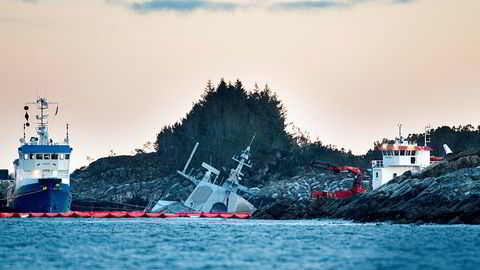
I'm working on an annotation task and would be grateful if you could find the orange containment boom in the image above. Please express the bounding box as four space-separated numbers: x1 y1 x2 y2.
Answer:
0 212 252 219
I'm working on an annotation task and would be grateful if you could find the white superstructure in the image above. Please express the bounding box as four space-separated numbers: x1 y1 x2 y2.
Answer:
13 98 72 191
371 137 433 190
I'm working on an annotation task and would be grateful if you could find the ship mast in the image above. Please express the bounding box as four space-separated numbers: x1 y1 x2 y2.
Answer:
397 123 403 143
26 97 58 145
222 135 255 194
177 136 257 196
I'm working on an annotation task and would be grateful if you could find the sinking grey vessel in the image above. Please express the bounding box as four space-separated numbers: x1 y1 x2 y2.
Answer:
152 138 257 214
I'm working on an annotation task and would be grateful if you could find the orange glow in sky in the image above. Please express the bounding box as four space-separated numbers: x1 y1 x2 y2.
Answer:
1 0 479 170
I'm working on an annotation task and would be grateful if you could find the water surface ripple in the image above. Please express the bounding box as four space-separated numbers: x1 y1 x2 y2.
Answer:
0 219 479 269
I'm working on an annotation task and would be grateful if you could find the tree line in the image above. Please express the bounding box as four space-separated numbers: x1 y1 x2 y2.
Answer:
151 80 480 183
153 79 372 183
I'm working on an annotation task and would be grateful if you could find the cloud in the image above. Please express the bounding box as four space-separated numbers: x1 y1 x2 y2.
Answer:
124 0 238 12
392 0 416 4
271 0 416 10
271 1 350 10
115 0 416 13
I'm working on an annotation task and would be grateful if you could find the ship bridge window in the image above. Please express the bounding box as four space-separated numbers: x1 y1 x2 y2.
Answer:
44 154 50 160
36 154 43 160
51 154 58 160
411 151 416 156
394 150 399 156
29 154 34 160
406 151 411 156
400 150 406 156
65 154 70 160
23 154 29 160
383 151 388 156
388 150 393 156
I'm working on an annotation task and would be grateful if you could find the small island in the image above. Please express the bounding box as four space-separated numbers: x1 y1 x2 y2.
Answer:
68 79 480 224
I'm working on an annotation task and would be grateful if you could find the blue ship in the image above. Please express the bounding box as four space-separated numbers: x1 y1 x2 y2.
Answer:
7 97 73 213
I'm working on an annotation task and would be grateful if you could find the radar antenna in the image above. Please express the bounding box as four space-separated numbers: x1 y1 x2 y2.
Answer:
25 97 59 145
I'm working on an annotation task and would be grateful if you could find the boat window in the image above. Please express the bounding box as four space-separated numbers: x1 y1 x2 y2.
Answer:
389 150 393 156
30 154 35 160
44 154 50 160
400 150 406 156
411 157 416 164
411 151 416 156
51 154 58 160
383 151 388 156
36 154 43 160
59 154 64 160
406 151 411 156
393 173 398 178
23 154 28 160
394 150 399 156
65 154 70 160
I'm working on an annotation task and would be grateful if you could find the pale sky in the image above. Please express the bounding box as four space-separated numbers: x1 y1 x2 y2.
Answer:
1 0 479 171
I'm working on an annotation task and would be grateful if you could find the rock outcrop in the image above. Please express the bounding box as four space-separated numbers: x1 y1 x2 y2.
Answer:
71 147 480 224
70 154 195 210
0 181 13 209
254 148 480 224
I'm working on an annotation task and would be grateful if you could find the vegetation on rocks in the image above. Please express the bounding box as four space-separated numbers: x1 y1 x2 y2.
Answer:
408 125 480 157
72 79 368 194
71 79 367 209
70 79 480 222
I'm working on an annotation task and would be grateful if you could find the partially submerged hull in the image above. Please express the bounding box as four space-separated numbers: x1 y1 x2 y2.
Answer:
11 179 71 213
184 181 256 213
165 139 258 215
152 181 256 214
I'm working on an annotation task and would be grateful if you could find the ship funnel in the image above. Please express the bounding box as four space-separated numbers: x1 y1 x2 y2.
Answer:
443 144 453 155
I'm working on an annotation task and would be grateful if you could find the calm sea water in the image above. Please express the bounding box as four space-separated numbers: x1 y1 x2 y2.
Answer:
0 218 479 270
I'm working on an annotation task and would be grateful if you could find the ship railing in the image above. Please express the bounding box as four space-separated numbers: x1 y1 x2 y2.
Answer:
371 160 383 168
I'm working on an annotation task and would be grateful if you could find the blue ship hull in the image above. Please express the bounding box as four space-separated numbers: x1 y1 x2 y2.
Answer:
12 178 71 213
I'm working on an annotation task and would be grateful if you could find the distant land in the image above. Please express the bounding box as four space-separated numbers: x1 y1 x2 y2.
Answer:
79 79 480 179
64 79 480 224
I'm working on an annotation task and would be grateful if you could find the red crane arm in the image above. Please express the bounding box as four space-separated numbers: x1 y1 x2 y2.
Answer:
310 161 366 198
329 166 362 175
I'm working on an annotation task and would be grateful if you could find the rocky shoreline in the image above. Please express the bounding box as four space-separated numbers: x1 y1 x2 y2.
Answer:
254 149 480 224
2 148 478 225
